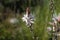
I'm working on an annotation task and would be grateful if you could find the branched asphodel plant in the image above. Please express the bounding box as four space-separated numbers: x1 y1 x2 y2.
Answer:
22 7 36 40
49 0 58 40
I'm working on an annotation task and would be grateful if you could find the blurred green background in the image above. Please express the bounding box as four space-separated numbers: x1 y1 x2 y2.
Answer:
0 0 60 40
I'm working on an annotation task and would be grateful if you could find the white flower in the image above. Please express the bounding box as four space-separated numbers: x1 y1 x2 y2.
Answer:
22 13 35 27
49 22 54 25
56 16 60 22
52 18 57 24
47 27 52 31
10 18 18 24
53 26 55 31
53 13 60 22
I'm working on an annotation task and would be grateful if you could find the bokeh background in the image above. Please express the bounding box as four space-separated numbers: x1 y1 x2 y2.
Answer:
0 0 60 40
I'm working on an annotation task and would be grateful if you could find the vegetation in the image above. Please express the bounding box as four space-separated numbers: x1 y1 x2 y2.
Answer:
0 0 60 40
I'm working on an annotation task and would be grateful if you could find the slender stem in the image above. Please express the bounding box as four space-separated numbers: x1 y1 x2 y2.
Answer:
29 25 38 40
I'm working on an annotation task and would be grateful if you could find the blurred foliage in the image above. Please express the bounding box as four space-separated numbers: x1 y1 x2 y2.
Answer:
0 0 60 40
